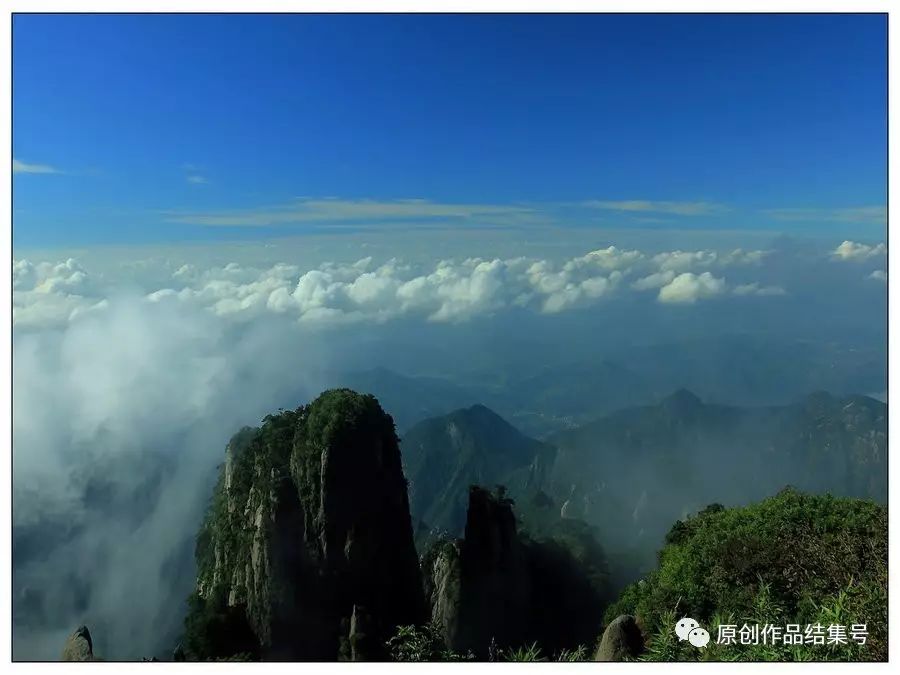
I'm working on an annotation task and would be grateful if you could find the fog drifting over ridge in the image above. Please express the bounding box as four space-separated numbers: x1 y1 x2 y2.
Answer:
11 232 886 659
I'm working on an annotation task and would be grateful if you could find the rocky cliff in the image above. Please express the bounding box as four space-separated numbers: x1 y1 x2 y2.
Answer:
186 389 425 661
422 485 607 658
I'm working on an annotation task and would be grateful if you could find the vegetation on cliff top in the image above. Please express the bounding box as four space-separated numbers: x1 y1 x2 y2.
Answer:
290 389 399 538
185 389 425 661
606 488 887 661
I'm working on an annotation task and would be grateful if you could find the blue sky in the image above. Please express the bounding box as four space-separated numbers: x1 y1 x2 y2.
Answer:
13 13 887 248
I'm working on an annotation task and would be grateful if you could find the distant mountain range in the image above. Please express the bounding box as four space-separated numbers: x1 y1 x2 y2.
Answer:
548 389 886 575
322 367 482 434
399 390 886 582
321 335 885 438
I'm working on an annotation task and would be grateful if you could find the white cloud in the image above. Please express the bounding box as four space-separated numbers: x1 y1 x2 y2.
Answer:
657 272 727 304
869 270 887 282
158 252 628 323
649 248 768 273
541 271 623 314
12 258 103 329
186 174 209 185
13 158 60 174
631 270 676 291
722 248 770 265
832 240 887 262
652 250 719 272
562 246 644 273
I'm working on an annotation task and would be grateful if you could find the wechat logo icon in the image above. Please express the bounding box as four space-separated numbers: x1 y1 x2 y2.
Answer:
675 617 710 648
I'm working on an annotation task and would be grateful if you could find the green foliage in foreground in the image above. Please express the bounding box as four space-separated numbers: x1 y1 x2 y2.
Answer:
386 623 474 661
606 489 887 661
386 624 590 662
496 642 589 662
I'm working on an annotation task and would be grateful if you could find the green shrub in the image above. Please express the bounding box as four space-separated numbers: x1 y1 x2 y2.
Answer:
386 623 473 661
502 642 545 661
608 488 886 661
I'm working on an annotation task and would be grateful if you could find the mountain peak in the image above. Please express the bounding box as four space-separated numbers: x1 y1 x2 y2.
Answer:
402 405 552 536
462 403 504 419
660 388 703 413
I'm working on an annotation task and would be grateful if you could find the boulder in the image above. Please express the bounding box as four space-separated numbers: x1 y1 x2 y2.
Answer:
594 614 643 661
61 625 94 661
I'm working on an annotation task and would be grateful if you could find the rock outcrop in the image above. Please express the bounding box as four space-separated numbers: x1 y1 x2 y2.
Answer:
422 486 530 657
61 625 94 661
423 485 607 658
421 539 464 650
187 389 425 661
594 614 643 661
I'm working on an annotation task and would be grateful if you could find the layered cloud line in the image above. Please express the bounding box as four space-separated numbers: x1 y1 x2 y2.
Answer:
164 198 546 228
13 240 883 330
158 197 888 230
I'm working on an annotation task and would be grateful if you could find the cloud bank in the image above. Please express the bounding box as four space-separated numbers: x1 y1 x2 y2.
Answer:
13 244 790 331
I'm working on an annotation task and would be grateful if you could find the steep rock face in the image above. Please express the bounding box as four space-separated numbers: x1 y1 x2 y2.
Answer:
189 389 425 661
421 539 463 650
422 486 530 657
423 486 607 658
454 486 532 655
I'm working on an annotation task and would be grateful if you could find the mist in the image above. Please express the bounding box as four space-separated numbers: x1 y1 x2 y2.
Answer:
12 296 335 659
